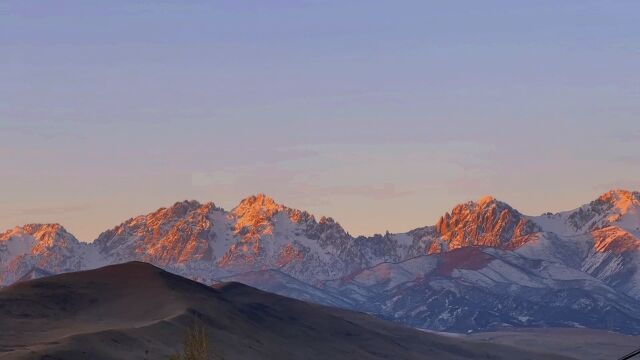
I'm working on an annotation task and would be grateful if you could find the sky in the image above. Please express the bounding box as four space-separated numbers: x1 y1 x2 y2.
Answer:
1 1 639 241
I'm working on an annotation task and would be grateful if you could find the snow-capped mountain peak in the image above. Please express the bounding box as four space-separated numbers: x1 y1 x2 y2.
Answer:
434 196 540 250
231 194 314 236
1 223 79 255
532 189 640 237
94 200 227 266
0 223 94 285
595 189 640 231
476 194 497 206
598 188 639 205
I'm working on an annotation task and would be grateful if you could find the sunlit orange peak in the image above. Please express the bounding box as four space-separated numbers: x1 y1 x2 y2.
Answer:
477 195 497 205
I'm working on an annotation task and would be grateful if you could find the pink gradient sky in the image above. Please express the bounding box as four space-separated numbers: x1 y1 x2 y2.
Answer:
1 1 639 240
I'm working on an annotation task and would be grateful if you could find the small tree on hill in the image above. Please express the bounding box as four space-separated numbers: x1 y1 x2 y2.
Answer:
170 322 215 360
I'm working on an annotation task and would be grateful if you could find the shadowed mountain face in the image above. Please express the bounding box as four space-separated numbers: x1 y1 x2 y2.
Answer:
322 247 640 333
0 262 572 360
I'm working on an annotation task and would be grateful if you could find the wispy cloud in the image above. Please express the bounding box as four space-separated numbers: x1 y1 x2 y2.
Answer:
288 182 414 201
192 164 414 207
613 155 640 166
444 173 496 195
609 128 640 143
0 122 87 141
11 204 92 217
593 181 640 193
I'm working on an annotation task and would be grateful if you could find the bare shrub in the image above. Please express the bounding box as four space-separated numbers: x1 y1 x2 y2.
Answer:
170 322 214 360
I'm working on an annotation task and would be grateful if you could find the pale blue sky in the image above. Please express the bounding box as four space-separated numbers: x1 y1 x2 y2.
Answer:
1 1 639 241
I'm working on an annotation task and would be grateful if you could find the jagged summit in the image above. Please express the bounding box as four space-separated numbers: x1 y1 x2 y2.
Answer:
440 195 515 222
232 193 313 220
447 195 516 219
165 199 204 212
232 194 315 234
21 223 66 232
150 200 221 220
596 189 640 217
581 189 640 254
1 223 80 249
4 223 68 237
598 188 639 202
0 223 92 285
476 194 498 206
235 193 281 209
233 194 289 225
434 195 538 250
530 189 640 237
94 198 227 266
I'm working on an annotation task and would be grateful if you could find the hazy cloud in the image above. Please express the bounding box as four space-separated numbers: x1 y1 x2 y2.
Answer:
614 155 640 166
10 204 92 217
610 128 640 143
0 122 87 141
593 181 640 193
445 173 496 196
288 182 414 201
191 164 414 207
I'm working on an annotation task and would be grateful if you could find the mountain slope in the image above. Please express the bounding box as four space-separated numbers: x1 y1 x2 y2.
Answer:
527 190 640 297
322 247 640 334
14 266 54 283
0 262 572 360
218 269 355 309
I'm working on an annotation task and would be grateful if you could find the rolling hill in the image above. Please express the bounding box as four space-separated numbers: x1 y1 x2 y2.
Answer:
0 262 571 360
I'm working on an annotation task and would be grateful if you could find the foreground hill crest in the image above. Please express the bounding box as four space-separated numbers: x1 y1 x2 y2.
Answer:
0 261 570 360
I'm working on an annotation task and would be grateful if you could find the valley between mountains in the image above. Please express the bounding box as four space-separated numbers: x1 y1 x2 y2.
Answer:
2 190 640 334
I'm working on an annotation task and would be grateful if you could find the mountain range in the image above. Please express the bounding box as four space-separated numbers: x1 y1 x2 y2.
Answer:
2 189 640 334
